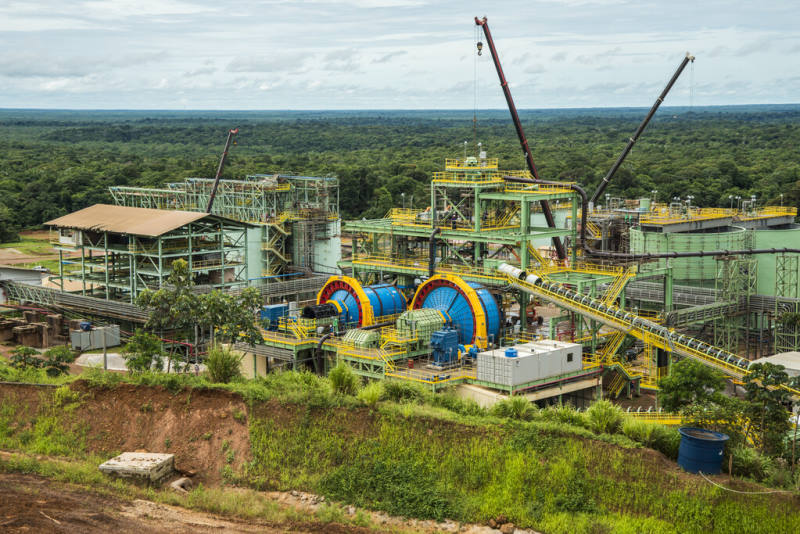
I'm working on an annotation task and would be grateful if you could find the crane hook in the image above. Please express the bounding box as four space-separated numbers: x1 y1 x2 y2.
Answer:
476 41 483 56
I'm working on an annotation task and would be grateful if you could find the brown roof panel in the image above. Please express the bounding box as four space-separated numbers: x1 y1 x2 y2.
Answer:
45 204 211 237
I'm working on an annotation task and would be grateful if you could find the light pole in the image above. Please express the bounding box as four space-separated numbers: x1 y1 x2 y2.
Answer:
735 195 742 210
401 192 405 209
728 195 734 210
651 189 658 203
781 193 784 207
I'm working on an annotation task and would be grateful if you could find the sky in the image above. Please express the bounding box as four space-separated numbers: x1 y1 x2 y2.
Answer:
0 0 798 110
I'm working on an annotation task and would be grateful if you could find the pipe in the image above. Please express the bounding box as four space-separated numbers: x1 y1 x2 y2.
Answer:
504 175 800 260
313 320 393 374
429 227 441 277
591 53 695 204
315 332 333 374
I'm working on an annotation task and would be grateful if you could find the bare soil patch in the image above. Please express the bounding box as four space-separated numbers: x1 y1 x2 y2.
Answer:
71 382 252 485
0 473 372 533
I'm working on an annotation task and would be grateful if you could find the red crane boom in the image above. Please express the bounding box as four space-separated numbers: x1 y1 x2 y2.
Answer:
475 16 566 260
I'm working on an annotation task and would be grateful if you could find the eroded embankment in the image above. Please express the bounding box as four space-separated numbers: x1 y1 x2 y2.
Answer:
3 381 800 534
0 381 250 485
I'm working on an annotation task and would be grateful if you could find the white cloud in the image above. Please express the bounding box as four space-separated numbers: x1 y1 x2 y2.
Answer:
0 1 797 108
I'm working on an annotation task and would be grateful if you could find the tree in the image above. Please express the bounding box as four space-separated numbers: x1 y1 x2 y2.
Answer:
137 259 199 334
199 287 262 346
742 363 792 454
137 259 200 371
9 345 75 377
0 202 19 243
657 358 727 413
121 330 164 373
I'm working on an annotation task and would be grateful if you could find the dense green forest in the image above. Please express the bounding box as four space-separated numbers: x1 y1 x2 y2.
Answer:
1 105 799 238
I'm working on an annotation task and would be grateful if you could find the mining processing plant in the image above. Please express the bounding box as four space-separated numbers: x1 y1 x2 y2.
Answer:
2 17 800 406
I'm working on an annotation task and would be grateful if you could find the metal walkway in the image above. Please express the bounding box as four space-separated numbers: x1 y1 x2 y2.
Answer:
499 266 799 396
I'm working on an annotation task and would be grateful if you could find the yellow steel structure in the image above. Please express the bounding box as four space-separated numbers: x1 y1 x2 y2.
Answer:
316 275 376 326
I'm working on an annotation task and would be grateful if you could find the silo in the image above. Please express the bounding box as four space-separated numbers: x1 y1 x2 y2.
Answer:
753 224 800 296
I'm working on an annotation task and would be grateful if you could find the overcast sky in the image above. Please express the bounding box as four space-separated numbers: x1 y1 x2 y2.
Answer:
1 0 797 110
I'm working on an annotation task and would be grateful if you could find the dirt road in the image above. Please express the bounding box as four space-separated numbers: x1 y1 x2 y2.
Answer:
0 474 370 533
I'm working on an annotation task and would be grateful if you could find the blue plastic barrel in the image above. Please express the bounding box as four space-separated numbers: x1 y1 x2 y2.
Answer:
677 427 729 474
505 348 518 358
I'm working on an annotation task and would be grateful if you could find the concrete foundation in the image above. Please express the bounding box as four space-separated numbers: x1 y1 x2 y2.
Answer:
13 325 40 347
99 452 175 484
0 319 25 342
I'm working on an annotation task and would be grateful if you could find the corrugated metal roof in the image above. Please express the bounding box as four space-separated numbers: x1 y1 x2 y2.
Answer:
45 204 212 237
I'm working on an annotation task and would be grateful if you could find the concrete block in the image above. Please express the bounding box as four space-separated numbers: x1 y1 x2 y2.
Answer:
46 314 63 333
13 325 40 348
99 452 175 484
0 320 16 342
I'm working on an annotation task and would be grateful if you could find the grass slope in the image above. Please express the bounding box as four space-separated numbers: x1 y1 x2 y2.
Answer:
1 366 798 533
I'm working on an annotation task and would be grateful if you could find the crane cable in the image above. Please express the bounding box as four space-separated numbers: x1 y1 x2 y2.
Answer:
473 23 479 149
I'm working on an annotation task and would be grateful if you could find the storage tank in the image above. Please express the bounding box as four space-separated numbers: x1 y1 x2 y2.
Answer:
316 276 406 327
411 273 501 348
677 427 729 475
753 224 800 296
630 226 748 287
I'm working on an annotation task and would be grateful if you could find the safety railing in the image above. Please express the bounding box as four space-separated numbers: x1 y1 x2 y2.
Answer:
444 158 499 170
640 206 734 225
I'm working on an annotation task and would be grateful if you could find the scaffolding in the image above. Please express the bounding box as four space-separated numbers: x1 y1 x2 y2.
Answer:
713 256 757 353
775 254 800 353
48 209 248 303
110 174 340 277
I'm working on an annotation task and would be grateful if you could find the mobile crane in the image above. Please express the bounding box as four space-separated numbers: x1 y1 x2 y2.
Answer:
475 16 567 261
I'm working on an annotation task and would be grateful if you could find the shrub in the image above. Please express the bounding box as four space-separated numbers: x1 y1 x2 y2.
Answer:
43 346 76 364
649 424 681 460
357 381 383 407
540 403 589 428
430 390 486 417
491 396 536 421
205 345 243 384
586 399 623 435
381 379 428 403
328 363 359 396
621 418 657 446
730 444 772 481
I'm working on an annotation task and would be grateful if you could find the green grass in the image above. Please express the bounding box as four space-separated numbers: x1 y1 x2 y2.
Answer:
244 402 800 533
2 368 799 533
0 452 390 532
0 235 55 255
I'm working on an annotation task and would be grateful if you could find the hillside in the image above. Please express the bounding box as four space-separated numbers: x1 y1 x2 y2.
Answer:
1 373 799 533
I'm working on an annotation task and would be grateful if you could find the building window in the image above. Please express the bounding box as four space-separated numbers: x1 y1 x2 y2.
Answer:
567 353 573 362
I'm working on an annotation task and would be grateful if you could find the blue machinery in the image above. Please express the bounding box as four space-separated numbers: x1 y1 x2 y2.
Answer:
411 274 501 349
316 276 407 327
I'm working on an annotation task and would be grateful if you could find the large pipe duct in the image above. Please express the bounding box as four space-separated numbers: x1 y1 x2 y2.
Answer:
503 175 800 260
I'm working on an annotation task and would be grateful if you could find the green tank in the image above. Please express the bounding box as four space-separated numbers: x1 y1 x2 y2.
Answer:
630 226 748 288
